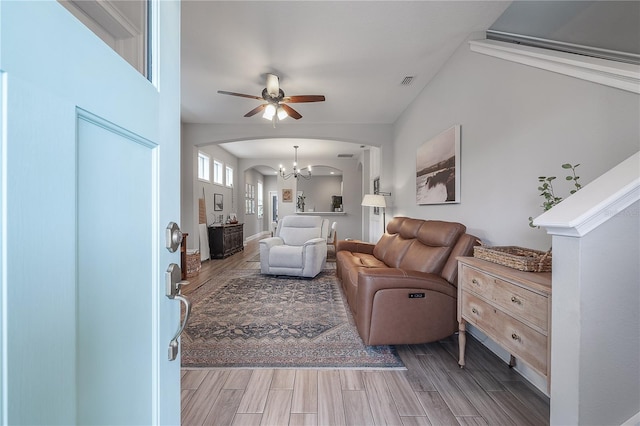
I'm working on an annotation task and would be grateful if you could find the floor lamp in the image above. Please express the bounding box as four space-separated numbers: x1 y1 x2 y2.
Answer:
362 193 389 234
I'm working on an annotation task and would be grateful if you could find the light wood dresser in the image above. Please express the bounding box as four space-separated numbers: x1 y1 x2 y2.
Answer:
457 257 552 391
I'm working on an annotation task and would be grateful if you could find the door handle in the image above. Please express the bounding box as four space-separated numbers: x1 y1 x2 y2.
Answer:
166 262 191 361
168 294 191 361
166 262 189 298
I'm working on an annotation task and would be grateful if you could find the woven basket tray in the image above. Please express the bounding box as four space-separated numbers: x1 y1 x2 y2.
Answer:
473 246 552 272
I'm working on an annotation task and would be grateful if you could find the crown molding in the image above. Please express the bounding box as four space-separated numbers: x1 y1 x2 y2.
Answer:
469 39 640 94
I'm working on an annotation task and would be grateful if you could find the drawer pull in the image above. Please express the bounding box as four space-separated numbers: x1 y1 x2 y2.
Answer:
472 278 479 285
511 296 522 305
471 307 478 314
511 333 521 342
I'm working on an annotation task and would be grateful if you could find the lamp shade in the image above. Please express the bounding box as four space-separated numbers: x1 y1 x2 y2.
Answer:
276 106 288 120
262 104 276 120
361 194 386 208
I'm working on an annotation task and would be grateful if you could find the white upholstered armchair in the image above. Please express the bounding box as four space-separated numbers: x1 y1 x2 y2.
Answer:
259 215 328 278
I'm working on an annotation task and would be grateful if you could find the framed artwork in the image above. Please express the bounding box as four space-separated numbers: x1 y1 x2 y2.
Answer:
416 125 461 204
373 177 380 215
282 188 293 202
214 193 223 211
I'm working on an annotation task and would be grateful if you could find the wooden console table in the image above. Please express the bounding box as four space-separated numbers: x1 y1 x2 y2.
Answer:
208 223 244 259
457 257 552 391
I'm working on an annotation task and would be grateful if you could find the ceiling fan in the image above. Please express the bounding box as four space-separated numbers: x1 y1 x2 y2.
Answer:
217 74 325 123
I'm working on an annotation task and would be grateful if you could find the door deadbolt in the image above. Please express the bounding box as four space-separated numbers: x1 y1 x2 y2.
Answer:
165 222 183 253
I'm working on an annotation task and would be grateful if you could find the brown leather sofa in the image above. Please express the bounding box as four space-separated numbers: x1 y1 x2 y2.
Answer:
336 217 479 345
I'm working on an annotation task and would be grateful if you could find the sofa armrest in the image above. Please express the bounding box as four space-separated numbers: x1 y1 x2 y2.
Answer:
336 240 375 255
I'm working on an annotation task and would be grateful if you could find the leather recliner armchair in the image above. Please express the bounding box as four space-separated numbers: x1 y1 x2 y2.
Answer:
336 217 479 345
260 215 328 278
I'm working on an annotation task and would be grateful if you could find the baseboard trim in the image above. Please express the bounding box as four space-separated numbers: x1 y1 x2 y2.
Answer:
245 231 270 243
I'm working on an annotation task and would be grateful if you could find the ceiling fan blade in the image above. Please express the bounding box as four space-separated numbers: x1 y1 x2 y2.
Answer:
282 95 325 103
280 103 302 120
244 104 267 117
217 90 263 100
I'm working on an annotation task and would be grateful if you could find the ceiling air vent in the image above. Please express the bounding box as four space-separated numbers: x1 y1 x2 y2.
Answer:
337 154 353 158
400 76 415 86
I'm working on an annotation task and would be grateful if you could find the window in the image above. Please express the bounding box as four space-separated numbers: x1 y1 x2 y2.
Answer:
257 181 263 218
225 166 234 187
245 183 255 215
60 0 150 79
213 160 223 185
197 152 210 182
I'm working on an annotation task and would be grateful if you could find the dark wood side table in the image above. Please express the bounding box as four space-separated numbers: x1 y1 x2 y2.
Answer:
208 223 244 259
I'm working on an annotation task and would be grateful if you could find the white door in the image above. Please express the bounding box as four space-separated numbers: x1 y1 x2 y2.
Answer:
0 1 181 424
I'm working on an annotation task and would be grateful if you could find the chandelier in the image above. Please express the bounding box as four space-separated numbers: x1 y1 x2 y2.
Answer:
279 145 311 180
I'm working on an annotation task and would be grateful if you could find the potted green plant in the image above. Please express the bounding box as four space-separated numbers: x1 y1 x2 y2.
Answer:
529 163 582 227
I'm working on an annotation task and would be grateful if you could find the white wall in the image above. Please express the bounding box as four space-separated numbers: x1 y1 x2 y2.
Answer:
392 38 639 251
391 37 640 392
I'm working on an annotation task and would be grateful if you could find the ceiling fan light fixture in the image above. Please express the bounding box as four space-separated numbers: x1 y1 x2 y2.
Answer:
218 73 324 122
276 106 288 120
262 104 276 120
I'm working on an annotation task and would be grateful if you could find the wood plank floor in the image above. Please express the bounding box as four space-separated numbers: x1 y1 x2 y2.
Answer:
181 237 550 425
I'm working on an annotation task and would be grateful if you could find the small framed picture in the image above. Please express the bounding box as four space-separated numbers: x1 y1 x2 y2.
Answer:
214 193 223 211
282 188 293 202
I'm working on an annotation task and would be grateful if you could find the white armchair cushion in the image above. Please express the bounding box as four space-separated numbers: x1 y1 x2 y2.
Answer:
279 227 321 246
269 245 303 268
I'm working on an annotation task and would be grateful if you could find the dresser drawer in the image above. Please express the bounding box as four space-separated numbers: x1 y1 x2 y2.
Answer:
461 265 548 331
461 292 548 373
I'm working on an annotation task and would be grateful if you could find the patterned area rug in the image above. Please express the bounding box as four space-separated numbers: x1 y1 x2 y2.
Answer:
182 269 404 369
